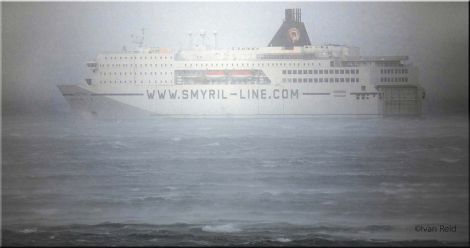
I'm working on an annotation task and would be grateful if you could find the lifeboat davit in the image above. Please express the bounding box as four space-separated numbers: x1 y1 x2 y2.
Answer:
229 70 254 78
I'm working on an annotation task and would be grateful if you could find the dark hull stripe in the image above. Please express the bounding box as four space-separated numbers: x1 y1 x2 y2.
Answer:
91 93 144 96
302 93 331 95
63 93 143 96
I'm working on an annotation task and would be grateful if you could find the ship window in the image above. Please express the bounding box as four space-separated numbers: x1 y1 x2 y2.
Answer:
329 78 334 83
282 78 287 83
282 70 286 74
345 70 350 74
308 78 313 83
303 78 308 83
329 69 333 74
324 70 328 74
303 70 307 74
335 69 339 74
335 78 339 83
293 70 297 74
340 78 344 82
356 78 360 82
308 70 312 74
340 70 344 74
319 70 323 74
356 69 359 74
288 78 292 83
314 70 318 74
293 78 297 83
314 78 318 83
351 78 355 83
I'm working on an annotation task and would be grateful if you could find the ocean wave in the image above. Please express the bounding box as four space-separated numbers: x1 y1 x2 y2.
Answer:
202 223 241 233
439 158 461 164
19 228 38 234
274 237 292 242
2 223 464 247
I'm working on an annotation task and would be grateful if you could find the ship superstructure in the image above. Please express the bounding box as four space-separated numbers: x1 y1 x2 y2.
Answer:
59 8 424 118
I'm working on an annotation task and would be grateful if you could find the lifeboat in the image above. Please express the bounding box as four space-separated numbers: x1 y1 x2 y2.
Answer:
206 71 226 78
229 70 254 78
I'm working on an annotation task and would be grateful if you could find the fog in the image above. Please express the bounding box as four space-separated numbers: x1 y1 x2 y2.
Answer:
2 3 469 246
1 2 468 116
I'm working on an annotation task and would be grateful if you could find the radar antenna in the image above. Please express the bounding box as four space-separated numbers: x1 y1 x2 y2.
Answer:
131 28 145 48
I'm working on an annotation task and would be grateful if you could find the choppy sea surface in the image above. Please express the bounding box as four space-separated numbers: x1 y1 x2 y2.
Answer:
2 115 469 246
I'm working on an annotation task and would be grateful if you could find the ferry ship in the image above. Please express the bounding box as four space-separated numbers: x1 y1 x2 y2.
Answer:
58 8 425 118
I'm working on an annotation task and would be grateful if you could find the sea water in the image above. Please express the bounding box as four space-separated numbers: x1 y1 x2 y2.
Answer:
2 115 468 246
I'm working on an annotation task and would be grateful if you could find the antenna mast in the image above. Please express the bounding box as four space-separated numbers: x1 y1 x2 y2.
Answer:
131 28 145 48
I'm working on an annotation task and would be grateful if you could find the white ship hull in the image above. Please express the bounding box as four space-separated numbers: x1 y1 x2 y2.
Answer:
58 83 422 119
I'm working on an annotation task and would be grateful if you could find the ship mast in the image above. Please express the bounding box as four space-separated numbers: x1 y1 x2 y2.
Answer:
131 28 145 48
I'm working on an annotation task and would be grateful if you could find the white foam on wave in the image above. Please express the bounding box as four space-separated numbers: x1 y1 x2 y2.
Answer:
111 141 130 148
202 223 241 233
204 142 220 147
275 238 292 243
19 228 37 234
440 158 461 164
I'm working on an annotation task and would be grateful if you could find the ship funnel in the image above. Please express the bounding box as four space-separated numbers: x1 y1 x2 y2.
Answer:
269 8 311 48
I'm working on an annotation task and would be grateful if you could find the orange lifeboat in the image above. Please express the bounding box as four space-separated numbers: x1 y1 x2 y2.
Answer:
229 70 254 78
206 71 226 78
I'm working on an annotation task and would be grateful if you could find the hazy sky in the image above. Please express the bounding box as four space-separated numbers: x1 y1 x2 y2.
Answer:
2 2 468 115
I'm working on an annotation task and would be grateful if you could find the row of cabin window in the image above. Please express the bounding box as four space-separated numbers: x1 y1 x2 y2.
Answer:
100 71 173 76
283 69 359 75
100 80 173 84
103 56 173 60
356 93 382 100
380 77 408 83
283 78 360 83
99 64 172 68
182 62 330 67
381 68 408 74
